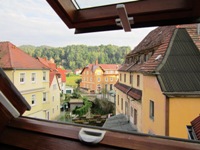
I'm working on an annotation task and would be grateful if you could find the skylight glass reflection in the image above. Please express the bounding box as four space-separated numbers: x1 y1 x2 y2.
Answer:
72 0 139 9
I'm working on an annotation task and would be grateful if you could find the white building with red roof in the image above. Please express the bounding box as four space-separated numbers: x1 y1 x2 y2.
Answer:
0 41 60 120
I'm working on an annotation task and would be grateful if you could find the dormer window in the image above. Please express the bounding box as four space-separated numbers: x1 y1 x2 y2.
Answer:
129 58 132 64
144 54 149 62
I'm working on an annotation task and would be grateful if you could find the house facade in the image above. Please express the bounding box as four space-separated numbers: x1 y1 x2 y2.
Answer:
80 60 119 94
0 41 57 120
37 57 61 120
115 24 200 139
74 68 82 75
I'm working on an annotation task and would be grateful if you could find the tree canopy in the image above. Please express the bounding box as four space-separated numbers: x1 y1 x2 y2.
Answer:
19 44 131 70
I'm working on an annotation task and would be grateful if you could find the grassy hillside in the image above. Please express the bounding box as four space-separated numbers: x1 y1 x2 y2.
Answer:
66 75 81 88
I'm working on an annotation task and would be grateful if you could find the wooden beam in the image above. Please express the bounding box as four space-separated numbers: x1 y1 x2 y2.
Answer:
0 69 30 115
74 0 192 22
46 0 76 28
1 117 200 150
47 0 200 33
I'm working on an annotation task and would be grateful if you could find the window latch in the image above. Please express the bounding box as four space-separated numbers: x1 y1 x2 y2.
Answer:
79 128 106 144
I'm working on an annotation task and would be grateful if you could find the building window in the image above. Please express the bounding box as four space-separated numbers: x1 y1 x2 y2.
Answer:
52 108 54 114
130 74 133 84
98 77 101 82
20 73 25 83
131 107 133 117
97 84 101 93
31 73 36 82
117 95 119 105
120 73 122 81
110 84 113 90
105 77 108 82
125 101 128 115
53 84 57 89
124 74 126 83
43 92 47 102
97 72 101 75
150 100 154 120
137 75 140 87
134 109 137 125
43 71 46 81
52 96 54 102
31 95 36 106
110 77 113 81
105 84 107 91
121 98 123 111
90 77 92 81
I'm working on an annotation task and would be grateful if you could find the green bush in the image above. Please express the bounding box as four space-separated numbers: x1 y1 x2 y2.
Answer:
72 97 92 116
91 98 115 115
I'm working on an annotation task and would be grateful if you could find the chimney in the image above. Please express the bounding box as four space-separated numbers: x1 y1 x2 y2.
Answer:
95 59 98 65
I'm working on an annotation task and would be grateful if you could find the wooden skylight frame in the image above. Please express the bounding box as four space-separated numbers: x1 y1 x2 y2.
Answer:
47 0 200 34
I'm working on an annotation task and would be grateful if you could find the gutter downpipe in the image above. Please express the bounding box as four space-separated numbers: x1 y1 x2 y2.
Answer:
126 71 133 122
126 88 132 122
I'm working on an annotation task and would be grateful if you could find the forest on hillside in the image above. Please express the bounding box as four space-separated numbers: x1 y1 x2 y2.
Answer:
20 45 131 70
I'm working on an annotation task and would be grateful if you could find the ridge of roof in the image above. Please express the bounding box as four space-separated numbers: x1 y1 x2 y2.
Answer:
81 63 120 74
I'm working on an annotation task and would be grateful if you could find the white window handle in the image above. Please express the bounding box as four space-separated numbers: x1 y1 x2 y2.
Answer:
79 128 106 144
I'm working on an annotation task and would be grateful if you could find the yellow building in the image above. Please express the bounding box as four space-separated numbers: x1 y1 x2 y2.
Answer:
0 41 60 120
80 60 119 94
37 57 61 120
115 24 200 139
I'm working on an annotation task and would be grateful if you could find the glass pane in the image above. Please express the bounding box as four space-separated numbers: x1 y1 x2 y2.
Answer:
72 0 139 9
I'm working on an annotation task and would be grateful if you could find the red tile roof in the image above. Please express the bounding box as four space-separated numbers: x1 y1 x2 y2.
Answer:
57 68 66 82
37 57 61 86
114 82 142 100
49 71 56 86
119 26 176 73
81 63 120 74
119 24 200 73
99 64 120 71
0 42 49 70
191 115 200 140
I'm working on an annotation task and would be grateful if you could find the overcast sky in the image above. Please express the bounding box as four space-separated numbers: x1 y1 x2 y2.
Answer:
0 0 156 49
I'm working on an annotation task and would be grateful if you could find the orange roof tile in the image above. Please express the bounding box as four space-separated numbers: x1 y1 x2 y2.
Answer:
57 68 66 82
0 42 49 70
81 63 120 74
99 64 120 71
37 57 61 86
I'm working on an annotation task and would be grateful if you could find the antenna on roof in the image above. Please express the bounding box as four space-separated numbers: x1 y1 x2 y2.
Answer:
155 54 162 61
198 24 200 35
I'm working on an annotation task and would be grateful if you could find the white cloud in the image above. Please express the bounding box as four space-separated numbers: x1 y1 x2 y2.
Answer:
0 0 155 48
